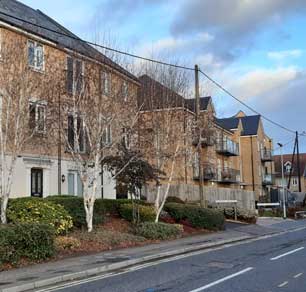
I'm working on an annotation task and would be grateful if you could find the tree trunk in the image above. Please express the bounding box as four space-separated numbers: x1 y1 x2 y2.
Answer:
84 197 94 232
1 194 8 224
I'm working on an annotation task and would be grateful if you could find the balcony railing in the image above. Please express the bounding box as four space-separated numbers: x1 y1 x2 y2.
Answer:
193 164 216 181
262 174 275 186
216 138 239 156
216 167 240 184
192 128 215 147
261 149 273 162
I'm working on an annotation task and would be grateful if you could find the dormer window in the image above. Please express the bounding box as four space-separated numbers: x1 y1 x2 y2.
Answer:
28 40 44 71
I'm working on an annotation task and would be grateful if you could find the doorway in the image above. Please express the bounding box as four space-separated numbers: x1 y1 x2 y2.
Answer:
31 168 43 197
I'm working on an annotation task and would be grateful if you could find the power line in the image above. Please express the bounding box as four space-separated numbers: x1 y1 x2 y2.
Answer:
0 10 194 71
198 69 297 135
0 9 303 137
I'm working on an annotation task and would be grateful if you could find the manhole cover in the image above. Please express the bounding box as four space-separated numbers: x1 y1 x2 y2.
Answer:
208 262 234 269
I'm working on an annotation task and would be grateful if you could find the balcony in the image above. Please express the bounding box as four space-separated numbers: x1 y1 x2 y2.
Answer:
193 164 216 181
216 168 240 184
262 174 275 186
192 128 215 147
261 149 273 162
216 138 239 156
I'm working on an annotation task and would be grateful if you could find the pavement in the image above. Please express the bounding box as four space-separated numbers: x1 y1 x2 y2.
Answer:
0 218 306 292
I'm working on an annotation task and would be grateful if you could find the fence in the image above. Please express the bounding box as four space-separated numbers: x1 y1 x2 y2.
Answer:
144 184 256 210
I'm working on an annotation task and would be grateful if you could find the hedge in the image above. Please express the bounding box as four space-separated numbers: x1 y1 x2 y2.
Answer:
224 208 257 224
119 204 156 223
0 223 55 266
135 222 183 240
164 203 225 230
7 198 73 235
46 196 149 227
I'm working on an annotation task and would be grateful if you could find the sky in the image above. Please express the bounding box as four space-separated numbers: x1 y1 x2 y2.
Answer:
21 0 306 153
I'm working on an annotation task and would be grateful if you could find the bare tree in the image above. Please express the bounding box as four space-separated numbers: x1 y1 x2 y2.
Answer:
137 63 193 222
0 30 58 223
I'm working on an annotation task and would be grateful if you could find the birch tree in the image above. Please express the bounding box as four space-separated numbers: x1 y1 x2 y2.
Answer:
61 54 140 232
0 30 57 223
137 63 192 222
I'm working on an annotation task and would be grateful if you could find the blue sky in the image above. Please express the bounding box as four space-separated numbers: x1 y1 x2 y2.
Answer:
21 0 306 153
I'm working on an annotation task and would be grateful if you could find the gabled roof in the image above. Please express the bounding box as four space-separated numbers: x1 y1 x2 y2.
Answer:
274 154 306 177
184 96 212 112
138 75 186 110
215 115 261 136
0 0 138 82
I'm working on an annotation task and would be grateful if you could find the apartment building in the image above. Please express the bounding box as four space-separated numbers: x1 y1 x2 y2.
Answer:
274 153 306 193
138 75 274 201
216 111 274 199
0 0 139 199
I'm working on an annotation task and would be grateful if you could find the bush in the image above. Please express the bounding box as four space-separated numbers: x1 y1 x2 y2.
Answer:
54 236 81 251
46 196 104 228
7 198 73 235
166 196 185 204
136 222 183 240
0 223 55 265
119 204 156 222
165 203 225 230
99 199 150 215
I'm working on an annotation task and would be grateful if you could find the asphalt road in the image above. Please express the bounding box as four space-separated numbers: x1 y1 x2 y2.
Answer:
39 225 306 292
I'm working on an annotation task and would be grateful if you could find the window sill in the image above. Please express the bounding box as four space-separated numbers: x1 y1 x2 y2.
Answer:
29 66 45 74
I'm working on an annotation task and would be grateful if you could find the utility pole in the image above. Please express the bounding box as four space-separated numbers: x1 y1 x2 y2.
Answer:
296 131 302 192
278 143 286 219
195 65 206 208
58 91 62 195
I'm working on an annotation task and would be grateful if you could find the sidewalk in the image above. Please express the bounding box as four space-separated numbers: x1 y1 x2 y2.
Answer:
1 219 305 292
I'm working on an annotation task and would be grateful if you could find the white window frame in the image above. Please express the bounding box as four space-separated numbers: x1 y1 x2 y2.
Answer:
122 127 131 149
122 81 128 102
102 124 112 146
67 113 87 153
66 56 84 95
29 101 47 133
101 71 111 96
28 40 44 71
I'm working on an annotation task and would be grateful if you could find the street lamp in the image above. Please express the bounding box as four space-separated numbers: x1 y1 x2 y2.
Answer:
277 143 286 219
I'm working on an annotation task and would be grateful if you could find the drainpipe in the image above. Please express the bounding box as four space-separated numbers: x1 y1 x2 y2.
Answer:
250 136 255 192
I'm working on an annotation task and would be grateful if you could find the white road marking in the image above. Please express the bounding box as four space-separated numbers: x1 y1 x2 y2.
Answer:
278 281 288 287
293 272 303 278
270 247 304 261
188 267 254 292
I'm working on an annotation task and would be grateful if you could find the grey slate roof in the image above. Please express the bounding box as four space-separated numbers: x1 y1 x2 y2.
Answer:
0 0 138 82
215 115 261 136
185 96 211 112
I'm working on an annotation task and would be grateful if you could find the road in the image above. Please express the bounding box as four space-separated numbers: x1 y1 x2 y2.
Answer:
36 225 306 292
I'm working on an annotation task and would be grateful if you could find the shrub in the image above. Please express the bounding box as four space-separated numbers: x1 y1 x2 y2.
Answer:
166 196 185 204
7 198 73 235
46 196 104 228
165 203 225 230
119 204 156 222
54 236 81 251
0 223 55 265
99 199 150 215
136 222 183 240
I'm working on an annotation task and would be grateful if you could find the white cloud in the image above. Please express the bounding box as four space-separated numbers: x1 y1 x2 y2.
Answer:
229 67 300 100
267 49 303 61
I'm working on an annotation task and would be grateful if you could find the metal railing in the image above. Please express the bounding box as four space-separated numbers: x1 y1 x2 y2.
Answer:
261 149 273 162
216 167 240 183
216 138 239 156
192 128 216 147
262 173 275 185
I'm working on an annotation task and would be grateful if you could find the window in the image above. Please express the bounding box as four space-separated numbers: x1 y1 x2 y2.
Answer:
102 124 112 146
29 101 46 133
292 177 298 186
101 71 111 96
28 40 44 71
122 81 128 101
67 114 86 152
66 57 84 95
122 127 131 149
